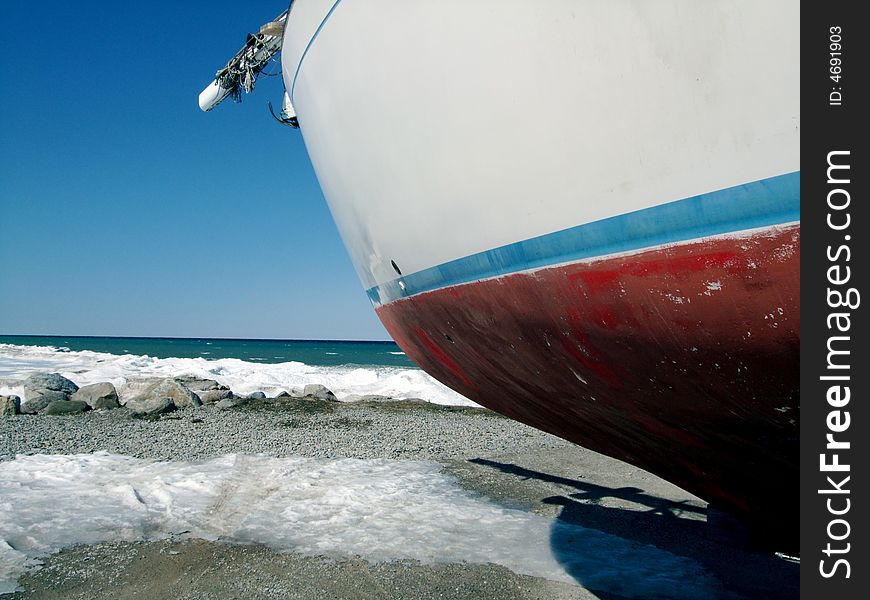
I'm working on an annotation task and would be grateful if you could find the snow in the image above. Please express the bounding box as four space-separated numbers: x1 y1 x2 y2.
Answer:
0 453 725 597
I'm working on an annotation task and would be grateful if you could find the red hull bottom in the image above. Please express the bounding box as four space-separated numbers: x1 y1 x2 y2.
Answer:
377 225 800 549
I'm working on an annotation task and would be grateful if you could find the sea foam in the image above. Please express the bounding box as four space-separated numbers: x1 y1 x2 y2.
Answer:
0 343 476 406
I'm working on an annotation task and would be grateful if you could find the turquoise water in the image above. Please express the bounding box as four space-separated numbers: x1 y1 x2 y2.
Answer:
0 335 415 368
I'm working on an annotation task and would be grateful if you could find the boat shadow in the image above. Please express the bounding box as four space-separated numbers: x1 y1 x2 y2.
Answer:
468 458 799 600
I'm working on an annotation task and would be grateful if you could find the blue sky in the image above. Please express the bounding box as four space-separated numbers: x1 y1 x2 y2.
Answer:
0 1 389 340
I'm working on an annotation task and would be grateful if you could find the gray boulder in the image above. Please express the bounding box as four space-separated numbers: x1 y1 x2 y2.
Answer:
1 395 20 416
42 400 89 415
246 391 267 400
197 389 234 404
126 396 176 416
71 382 120 410
216 396 249 410
303 384 338 402
275 390 291 398
23 372 79 400
135 379 202 410
173 376 225 392
21 390 71 414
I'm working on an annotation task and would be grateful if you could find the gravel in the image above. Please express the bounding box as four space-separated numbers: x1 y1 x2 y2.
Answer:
0 399 574 463
0 398 799 600
5 539 590 600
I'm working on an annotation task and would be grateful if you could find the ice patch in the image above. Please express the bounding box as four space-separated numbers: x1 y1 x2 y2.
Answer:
0 344 475 406
0 453 726 598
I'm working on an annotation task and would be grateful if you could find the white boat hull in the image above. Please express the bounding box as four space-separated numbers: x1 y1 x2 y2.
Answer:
280 0 801 548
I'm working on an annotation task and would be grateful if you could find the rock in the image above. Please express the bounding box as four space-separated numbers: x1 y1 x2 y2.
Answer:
125 396 176 416
20 390 71 414
216 396 249 410
126 379 202 414
197 389 234 404
275 390 291 398
246 391 267 400
302 384 337 402
23 372 79 400
124 378 201 416
1 395 21 416
173 376 225 392
71 382 120 410
42 400 89 415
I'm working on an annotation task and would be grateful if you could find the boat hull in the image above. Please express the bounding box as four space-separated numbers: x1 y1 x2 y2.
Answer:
377 223 799 546
281 0 800 547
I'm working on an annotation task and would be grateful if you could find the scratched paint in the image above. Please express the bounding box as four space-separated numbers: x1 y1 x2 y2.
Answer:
377 224 799 548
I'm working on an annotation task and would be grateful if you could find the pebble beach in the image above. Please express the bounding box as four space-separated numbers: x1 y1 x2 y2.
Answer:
0 344 799 599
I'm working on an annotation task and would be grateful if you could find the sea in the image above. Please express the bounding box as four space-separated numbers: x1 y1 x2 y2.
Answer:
0 335 415 367
0 335 473 406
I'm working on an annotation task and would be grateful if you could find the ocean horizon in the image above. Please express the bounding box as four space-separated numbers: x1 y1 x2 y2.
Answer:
0 335 413 368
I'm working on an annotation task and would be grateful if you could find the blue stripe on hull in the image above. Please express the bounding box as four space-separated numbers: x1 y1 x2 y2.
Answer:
368 171 800 305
